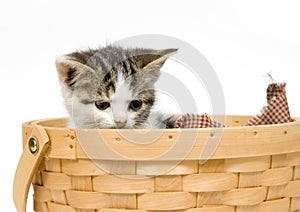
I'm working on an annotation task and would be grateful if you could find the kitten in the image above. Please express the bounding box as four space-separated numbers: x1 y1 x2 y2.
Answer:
56 45 179 129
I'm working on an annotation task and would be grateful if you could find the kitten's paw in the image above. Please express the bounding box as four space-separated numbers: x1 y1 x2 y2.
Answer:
163 114 182 129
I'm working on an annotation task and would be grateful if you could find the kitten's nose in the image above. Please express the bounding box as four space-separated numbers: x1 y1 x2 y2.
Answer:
114 121 127 128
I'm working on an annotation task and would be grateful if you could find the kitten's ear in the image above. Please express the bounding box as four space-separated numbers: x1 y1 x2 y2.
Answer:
55 55 94 89
135 48 178 70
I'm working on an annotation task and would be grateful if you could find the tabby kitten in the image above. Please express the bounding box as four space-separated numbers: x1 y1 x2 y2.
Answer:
56 45 179 129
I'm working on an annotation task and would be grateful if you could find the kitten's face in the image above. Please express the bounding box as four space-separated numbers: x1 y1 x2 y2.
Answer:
56 46 176 128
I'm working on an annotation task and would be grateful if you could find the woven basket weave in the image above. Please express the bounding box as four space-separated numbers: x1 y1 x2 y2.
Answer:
13 115 300 212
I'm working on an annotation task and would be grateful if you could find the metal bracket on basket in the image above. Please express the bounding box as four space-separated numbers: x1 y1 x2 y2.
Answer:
13 123 50 212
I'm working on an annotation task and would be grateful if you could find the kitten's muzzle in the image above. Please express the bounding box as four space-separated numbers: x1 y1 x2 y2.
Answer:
114 121 127 128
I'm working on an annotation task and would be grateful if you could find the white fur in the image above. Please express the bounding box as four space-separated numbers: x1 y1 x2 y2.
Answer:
111 72 133 124
93 71 135 128
61 69 167 129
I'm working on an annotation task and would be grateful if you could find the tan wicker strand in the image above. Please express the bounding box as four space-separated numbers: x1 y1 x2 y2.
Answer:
137 192 196 210
267 185 286 201
260 167 293 186
291 197 300 211
185 206 235 212
33 185 51 202
110 194 137 210
98 209 146 212
41 172 72 190
155 175 182 192
33 199 48 212
223 156 271 173
93 175 154 194
183 173 238 192
49 189 67 205
47 202 75 212
62 159 106 176
21 116 300 211
66 190 111 209
238 172 261 188
236 197 290 212
256 197 290 212
137 160 199 176
295 165 300 180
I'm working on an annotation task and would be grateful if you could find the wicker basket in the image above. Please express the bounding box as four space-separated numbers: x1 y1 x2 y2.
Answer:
13 115 300 212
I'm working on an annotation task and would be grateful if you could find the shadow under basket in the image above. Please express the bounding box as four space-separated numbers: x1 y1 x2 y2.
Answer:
13 115 300 212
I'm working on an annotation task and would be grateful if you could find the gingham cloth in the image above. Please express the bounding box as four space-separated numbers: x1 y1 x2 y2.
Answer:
175 83 291 128
175 113 225 128
246 83 291 126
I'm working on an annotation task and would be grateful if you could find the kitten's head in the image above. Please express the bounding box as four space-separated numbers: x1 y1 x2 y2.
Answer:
56 45 177 128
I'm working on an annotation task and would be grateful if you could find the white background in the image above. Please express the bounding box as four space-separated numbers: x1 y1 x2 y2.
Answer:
1 0 300 210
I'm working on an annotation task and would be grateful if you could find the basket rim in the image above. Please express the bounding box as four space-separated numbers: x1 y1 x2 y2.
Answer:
22 115 300 160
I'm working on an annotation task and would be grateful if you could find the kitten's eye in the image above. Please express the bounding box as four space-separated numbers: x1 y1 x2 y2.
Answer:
95 101 110 110
129 100 142 111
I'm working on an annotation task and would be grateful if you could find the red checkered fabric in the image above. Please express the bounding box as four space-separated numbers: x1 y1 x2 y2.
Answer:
174 83 291 129
175 113 224 128
246 83 291 126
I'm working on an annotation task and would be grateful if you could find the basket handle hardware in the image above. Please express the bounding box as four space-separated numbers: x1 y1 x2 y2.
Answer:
13 123 50 212
28 137 38 154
